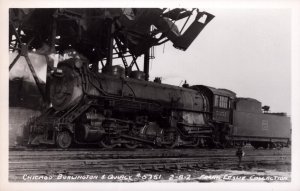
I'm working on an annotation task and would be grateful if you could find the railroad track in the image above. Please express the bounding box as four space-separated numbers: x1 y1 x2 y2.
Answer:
9 147 290 182
9 147 290 160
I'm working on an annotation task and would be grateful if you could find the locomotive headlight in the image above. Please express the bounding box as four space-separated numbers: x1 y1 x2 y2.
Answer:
75 60 83 68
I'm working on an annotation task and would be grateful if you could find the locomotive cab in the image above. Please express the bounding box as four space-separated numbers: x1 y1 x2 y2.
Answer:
191 85 236 124
190 85 236 147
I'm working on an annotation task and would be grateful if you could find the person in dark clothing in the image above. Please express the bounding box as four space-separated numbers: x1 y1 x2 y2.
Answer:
236 147 245 168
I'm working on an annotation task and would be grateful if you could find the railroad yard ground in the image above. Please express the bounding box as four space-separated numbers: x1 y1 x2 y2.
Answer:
9 147 291 183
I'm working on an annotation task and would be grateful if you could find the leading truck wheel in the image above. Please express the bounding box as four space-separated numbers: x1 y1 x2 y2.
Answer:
56 131 72 149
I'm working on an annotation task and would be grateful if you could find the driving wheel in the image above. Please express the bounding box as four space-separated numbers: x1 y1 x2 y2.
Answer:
56 131 72 149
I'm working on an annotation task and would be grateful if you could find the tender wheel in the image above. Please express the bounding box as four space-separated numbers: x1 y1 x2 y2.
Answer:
56 131 72 149
262 142 269 149
251 142 259 149
274 143 282 150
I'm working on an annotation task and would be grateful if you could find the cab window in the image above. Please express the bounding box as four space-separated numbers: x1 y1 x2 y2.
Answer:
214 95 229 109
214 95 219 107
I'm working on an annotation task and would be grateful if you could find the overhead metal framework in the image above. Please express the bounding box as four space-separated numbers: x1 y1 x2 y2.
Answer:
9 8 215 103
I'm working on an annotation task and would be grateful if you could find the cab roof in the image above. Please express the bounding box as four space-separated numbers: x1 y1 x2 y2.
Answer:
191 85 236 99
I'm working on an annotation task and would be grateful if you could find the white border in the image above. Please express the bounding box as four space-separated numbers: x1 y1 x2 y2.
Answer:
1 0 299 191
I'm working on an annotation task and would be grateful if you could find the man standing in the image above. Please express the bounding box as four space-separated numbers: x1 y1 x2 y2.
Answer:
236 147 245 168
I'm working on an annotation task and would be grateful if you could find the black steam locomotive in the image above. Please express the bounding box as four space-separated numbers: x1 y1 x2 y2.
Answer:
26 58 290 149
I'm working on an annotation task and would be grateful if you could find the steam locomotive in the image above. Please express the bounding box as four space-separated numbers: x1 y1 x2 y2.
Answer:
25 58 291 149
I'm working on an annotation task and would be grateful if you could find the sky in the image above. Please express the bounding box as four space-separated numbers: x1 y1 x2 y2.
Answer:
148 9 291 114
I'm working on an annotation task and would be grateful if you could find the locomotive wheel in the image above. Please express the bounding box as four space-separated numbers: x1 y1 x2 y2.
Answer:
251 142 259 149
188 138 200 147
276 143 283 150
262 142 269 149
56 131 72 149
124 142 138 149
219 139 231 149
163 132 177 149
100 137 118 149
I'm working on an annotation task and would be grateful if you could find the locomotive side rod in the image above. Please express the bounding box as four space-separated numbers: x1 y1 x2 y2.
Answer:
120 135 155 144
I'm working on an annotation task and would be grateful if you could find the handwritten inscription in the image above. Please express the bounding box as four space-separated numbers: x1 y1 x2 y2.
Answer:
22 173 289 182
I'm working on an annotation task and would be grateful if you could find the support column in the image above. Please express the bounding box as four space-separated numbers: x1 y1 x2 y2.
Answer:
106 19 114 70
144 49 150 81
